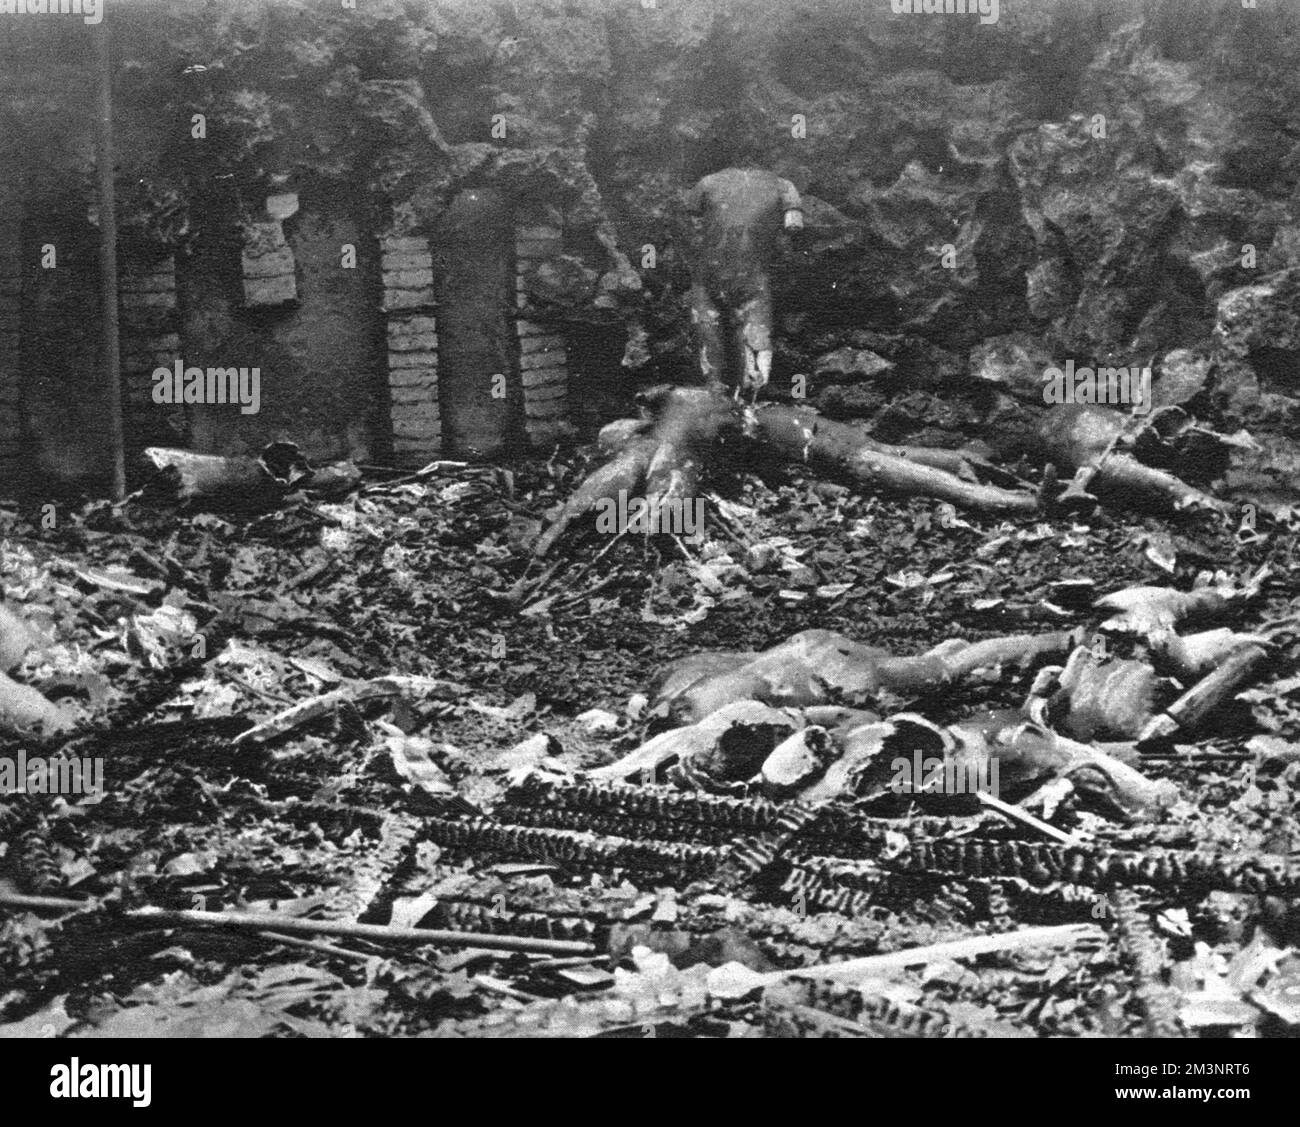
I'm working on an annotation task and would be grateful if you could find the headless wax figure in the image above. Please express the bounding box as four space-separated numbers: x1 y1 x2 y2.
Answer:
685 168 803 396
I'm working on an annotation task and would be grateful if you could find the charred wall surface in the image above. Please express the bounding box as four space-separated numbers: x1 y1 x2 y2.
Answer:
0 0 1295 488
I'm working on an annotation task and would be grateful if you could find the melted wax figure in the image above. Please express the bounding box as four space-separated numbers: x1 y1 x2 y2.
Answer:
685 168 803 399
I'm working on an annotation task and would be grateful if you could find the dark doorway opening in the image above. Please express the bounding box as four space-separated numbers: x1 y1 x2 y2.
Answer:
432 188 522 458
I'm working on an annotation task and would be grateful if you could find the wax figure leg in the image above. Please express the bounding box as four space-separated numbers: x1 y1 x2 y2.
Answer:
689 283 728 392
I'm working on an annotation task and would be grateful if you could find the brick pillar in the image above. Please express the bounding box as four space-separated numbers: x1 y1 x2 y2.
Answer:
380 233 440 464
512 217 568 444
0 203 20 465
118 257 179 443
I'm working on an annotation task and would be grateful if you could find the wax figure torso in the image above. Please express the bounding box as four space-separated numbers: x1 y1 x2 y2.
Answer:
685 168 802 393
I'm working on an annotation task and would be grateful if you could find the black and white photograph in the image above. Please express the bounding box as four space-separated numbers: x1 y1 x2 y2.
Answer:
0 0 1294 1089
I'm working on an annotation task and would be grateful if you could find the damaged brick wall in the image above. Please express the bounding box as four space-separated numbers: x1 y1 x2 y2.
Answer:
0 179 583 485
119 256 180 448
513 209 569 446
432 188 521 460
175 194 385 462
0 192 174 484
20 208 107 486
381 202 581 466
241 213 297 309
0 193 20 474
381 233 440 464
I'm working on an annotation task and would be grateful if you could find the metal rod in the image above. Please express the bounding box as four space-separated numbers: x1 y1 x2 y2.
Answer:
128 905 599 955
94 24 126 501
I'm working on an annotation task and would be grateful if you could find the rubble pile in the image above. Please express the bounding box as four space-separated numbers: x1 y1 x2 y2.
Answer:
1 450 1299 1039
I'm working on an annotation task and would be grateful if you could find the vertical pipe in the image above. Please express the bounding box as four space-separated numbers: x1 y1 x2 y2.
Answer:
94 24 125 500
